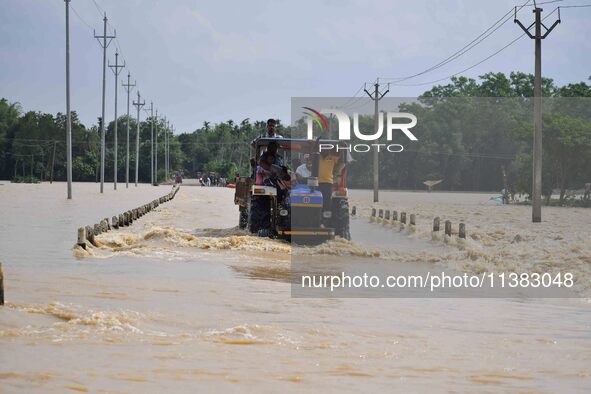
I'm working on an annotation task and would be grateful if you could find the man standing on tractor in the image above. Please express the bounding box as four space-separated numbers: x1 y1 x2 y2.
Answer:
318 148 341 210
252 119 283 147
264 118 283 138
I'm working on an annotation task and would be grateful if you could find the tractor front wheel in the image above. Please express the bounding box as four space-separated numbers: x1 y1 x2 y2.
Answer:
249 196 271 234
333 198 351 240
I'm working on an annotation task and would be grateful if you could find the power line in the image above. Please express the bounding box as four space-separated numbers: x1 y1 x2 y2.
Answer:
389 7 560 87
338 83 366 109
560 4 591 8
537 0 563 5
380 0 533 83
391 35 526 87
69 3 95 31
91 0 105 18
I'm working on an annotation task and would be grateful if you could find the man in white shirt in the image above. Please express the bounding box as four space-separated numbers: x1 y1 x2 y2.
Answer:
295 154 312 184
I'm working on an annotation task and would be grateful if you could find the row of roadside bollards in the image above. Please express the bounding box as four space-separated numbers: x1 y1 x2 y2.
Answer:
76 185 180 249
356 206 466 239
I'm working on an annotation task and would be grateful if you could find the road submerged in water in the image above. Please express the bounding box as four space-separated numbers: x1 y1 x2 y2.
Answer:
0 182 589 392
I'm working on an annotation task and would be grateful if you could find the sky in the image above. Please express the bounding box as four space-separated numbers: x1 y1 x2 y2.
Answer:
1 0 590 134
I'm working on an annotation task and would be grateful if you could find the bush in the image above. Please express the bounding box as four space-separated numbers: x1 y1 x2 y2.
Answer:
12 175 40 183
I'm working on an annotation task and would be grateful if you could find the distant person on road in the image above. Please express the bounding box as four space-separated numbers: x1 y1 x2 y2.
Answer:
501 188 509 205
584 182 591 200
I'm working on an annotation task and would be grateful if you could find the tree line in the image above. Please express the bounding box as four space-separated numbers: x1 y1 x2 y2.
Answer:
1 71 590 204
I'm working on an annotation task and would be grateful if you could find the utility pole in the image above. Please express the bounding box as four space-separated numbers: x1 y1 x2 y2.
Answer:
122 72 135 188
109 51 125 190
167 121 171 180
170 124 174 176
64 0 72 199
164 118 169 181
94 14 115 193
144 102 154 185
154 109 159 185
132 91 145 187
364 79 389 203
515 6 560 222
50 140 57 183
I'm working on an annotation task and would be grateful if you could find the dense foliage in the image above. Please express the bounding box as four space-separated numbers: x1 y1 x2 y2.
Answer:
1 72 590 203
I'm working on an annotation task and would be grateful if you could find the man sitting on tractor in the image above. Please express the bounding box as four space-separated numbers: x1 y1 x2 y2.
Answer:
256 141 282 183
295 154 312 184
255 141 291 200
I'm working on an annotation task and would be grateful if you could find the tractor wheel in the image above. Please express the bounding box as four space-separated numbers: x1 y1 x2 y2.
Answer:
238 207 249 230
334 198 351 240
249 196 271 234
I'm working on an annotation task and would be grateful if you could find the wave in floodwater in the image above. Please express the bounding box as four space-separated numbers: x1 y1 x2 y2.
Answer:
0 302 147 341
73 216 591 295
359 213 591 296
0 302 302 348
75 226 392 260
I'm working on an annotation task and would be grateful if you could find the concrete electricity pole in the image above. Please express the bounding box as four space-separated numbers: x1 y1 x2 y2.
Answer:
64 0 72 199
164 118 169 181
364 79 389 203
94 14 115 193
515 6 560 222
167 120 171 180
169 124 173 176
144 102 154 185
122 72 135 188
154 109 159 185
109 51 125 190
132 91 145 187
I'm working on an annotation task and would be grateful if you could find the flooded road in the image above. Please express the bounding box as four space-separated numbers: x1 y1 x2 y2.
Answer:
0 182 590 392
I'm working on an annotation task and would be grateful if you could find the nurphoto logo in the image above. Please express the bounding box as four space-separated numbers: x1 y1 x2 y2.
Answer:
304 107 418 153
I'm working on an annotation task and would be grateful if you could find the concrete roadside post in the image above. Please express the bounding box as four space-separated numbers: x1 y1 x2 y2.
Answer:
77 227 86 249
459 223 466 239
445 220 452 237
0 262 4 306
433 217 440 232
85 225 94 245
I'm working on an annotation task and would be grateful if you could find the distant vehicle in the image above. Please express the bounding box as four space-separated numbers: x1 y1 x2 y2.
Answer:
234 137 350 244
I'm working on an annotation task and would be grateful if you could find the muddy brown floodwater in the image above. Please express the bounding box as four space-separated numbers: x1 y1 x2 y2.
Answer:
0 182 590 393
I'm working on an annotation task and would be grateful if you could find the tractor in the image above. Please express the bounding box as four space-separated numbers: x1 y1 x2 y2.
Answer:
234 137 350 244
